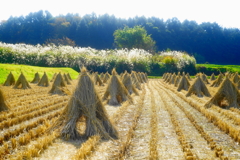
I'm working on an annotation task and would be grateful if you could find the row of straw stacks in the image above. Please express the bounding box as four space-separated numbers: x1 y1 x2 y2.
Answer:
50 68 148 140
0 72 73 112
1 68 148 142
163 72 240 109
2 72 72 89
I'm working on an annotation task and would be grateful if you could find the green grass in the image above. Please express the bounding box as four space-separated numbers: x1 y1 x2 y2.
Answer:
148 76 161 79
197 64 240 73
0 63 79 84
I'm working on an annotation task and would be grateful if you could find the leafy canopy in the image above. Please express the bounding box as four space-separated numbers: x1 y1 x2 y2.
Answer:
113 25 156 53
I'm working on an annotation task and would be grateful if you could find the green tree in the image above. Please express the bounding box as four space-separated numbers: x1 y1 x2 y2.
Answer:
113 25 156 52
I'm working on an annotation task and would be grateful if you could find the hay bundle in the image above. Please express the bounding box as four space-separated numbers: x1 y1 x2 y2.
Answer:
103 69 132 105
136 72 144 83
186 73 191 80
3 72 15 86
100 73 105 80
67 73 72 81
236 80 240 90
141 72 147 83
38 72 50 87
50 73 57 82
162 73 167 79
122 72 138 95
31 72 40 83
169 73 176 84
103 72 111 83
174 75 181 87
186 76 211 97
120 72 124 78
165 73 172 83
0 89 9 112
205 77 240 109
211 73 224 87
210 73 216 81
92 73 103 86
51 68 118 140
177 74 190 92
131 71 142 90
201 73 210 84
64 73 72 85
145 73 148 81
232 72 239 84
223 71 231 78
13 73 31 89
163 73 170 81
49 73 67 94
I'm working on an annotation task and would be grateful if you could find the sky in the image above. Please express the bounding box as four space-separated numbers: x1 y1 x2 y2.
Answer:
1 0 240 29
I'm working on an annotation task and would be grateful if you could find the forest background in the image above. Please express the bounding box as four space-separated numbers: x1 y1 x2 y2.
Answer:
0 10 239 74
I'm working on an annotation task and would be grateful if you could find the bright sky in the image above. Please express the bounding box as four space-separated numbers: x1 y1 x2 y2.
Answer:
1 0 239 29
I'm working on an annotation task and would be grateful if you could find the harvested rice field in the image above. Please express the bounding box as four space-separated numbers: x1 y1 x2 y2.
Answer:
1 71 240 159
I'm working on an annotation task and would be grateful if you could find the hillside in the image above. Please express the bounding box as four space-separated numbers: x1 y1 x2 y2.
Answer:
0 63 79 84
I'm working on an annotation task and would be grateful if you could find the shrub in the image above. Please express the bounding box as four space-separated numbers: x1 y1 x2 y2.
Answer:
0 42 197 75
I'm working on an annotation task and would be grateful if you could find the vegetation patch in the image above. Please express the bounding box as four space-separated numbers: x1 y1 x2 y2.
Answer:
0 63 79 84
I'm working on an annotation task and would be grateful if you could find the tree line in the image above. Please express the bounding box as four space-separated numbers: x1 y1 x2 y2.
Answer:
0 10 240 64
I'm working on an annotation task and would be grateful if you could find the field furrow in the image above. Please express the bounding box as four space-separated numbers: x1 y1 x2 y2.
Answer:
88 85 146 160
158 79 240 159
155 80 219 159
150 80 185 159
123 84 151 160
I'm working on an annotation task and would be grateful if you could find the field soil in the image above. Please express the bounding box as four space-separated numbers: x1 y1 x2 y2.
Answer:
1 78 240 159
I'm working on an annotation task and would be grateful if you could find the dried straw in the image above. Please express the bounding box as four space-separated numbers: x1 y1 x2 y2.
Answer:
169 73 176 84
103 72 111 83
232 72 239 84
103 69 132 105
177 74 190 92
3 72 15 86
0 88 9 112
236 80 240 90
13 72 31 89
145 73 148 81
165 73 172 83
131 71 142 90
201 73 210 84
38 72 50 87
49 73 67 94
163 73 170 81
122 72 139 95
205 76 240 109
174 75 181 87
186 76 211 97
211 73 224 87
31 72 40 83
210 73 216 81
137 72 144 83
92 73 103 86
67 73 72 80
50 73 57 82
162 73 167 79
50 67 118 140
100 73 105 80
64 73 72 85
186 73 191 81
120 73 124 78
141 72 147 83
